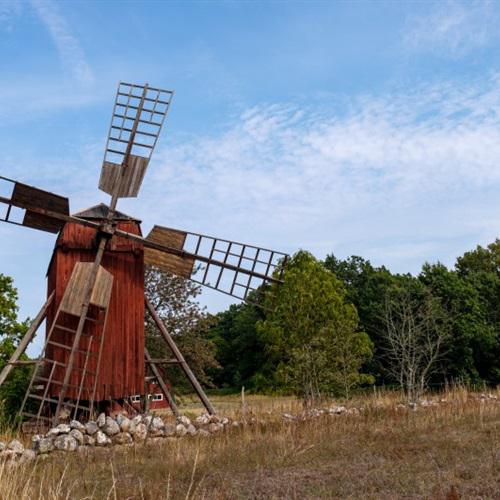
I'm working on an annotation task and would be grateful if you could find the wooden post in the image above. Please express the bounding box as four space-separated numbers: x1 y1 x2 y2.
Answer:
0 291 54 387
145 298 216 415
241 385 247 421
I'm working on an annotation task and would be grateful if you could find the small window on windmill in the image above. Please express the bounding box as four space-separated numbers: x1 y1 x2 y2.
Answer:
152 393 163 402
130 395 141 403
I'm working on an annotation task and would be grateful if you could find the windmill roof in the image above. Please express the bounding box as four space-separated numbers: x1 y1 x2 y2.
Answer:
73 203 140 222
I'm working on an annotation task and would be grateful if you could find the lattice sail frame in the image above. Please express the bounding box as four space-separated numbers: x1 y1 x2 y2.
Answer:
144 225 288 302
0 175 70 234
99 82 174 198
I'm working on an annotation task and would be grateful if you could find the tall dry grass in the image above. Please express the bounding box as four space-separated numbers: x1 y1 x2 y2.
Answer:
0 387 498 499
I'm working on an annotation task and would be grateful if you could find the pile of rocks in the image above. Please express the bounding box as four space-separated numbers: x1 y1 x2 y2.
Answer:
0 439 35 463
282 404 358 422
0 412 237 462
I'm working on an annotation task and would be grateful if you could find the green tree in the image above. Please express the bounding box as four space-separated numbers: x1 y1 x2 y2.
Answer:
455 240 500 383
0 274 30 421
257 251 373 401
209 298 266 390
323 255 398 382
418 262 489 383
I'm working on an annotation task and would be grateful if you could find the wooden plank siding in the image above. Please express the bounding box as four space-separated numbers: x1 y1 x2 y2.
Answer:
46 220 145 401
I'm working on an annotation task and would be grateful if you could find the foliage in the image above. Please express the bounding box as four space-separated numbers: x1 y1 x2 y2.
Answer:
208 297 266 391
256 251 373 400
0 274 30 422
323 255 395 382
455 239 500 382
418 262 489 383
144 266 219 393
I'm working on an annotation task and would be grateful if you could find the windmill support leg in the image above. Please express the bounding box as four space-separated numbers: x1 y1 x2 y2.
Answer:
145 348 180 418
0 291 54 387
145 298 216 415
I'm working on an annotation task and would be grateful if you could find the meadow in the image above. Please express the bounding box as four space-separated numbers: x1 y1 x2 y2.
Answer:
0 388 499 499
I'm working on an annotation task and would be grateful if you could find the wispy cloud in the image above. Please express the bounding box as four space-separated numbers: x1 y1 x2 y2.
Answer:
122 73 500 275
30 0 94 85
403 0 497 57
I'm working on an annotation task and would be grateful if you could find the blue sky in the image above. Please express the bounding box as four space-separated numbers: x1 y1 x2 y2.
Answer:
1 0 500 354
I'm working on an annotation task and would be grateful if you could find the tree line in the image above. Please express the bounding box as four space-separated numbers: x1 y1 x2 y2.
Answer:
208 239 499 401
0 239 498 416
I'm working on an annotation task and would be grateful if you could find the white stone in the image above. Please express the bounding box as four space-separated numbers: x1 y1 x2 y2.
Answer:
95 430 110 446
221 417 229 425
54 435 78 452
47 427 61 437
102 417 120 436
132 415 142 425
0 442 5 452
7 440 24 454
69 429 84 445
186 424 197 436
34 437 54 454
178 415 191 426
198 429 210 437
329 405 346 415
151 417 165 431
143 415 153 427
175 424 187 437
70 420 86 432
231 421 240 428
85 421 98 435
195 414 210 426
56 423 71 434
133 423 148 441
96 413 106 427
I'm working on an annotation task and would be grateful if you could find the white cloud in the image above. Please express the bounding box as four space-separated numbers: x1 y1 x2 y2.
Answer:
30 0 94 85
403 0 497 57
124 73 500 275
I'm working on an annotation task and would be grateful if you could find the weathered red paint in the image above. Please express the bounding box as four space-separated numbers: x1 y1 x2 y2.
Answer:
46 216 145 401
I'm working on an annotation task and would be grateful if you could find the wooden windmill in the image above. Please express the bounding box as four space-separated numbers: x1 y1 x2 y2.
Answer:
0 82 288 427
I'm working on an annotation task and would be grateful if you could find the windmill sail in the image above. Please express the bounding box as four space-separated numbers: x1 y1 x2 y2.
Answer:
143 225 288 302
0 175 70 234
99 82 173 199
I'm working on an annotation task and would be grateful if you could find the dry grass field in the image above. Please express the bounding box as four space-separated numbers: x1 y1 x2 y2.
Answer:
0 388 499 499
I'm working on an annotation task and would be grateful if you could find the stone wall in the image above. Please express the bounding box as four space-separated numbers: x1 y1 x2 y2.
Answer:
0 412 238 462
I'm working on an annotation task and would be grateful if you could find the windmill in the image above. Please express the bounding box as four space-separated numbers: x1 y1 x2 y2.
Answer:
0 82 288 429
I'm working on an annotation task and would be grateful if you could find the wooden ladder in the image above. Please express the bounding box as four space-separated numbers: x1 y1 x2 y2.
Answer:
18 302 110 427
